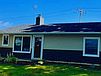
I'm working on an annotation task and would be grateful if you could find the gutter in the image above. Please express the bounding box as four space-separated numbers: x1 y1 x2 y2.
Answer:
0 32 101 35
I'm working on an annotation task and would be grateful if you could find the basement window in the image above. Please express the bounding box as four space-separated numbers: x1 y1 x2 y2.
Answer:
83 37 100 57
2 34 9 46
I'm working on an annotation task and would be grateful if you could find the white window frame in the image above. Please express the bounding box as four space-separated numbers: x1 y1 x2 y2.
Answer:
83 37 100 57
2 34 9 46
13 35 32 53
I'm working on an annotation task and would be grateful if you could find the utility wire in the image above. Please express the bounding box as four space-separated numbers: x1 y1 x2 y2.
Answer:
0 8 101 21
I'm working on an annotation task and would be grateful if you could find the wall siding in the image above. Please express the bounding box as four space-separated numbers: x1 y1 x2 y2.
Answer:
43 49 101 64
44 35 83 51
0 34 2 46
13 53 31 60
0 34 101 64
44 34 101 51
0 47 12 57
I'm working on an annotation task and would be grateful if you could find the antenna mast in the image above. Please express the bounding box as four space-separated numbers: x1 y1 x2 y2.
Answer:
79 9 84 22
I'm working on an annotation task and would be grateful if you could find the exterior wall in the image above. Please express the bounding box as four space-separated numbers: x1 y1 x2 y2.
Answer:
0 34 32 59
13 53 31 60
0 34 13 48
0 33 101 64
0 34 13 57
43 34 101 64
9 34 13 47
44 34 83 51
44 34 101 51
43 49 101 64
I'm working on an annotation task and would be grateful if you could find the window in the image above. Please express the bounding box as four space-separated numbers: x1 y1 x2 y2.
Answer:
14 37 22 51
13 36 31 53
83 37 100 57
22 37 30 52
2 34 9 46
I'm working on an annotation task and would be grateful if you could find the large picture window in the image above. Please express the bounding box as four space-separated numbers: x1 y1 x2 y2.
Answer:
2 34 9 46
13 36 31 53
83 37 100 57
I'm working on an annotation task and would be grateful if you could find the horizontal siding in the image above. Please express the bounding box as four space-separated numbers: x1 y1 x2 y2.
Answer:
0 47 12 57
43 49 101 64
44 35 83 51
44 34 101 51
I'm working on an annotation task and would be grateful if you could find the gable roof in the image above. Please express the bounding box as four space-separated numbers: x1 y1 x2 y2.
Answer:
1 22 101 34
0 24 33 33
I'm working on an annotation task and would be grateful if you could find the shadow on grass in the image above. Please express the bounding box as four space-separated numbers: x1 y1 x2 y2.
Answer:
0 64 101 76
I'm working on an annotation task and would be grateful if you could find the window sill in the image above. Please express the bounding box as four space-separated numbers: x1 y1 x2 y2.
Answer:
13 51 31 53
83 54 99 57
2 44 9 46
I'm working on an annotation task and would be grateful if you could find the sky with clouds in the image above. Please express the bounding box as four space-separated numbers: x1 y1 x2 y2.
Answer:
0 0 101 29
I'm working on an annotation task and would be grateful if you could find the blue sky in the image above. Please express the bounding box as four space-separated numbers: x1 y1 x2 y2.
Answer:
0 0 101 29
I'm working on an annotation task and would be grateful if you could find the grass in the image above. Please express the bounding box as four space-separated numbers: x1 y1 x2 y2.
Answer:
0 64 101 76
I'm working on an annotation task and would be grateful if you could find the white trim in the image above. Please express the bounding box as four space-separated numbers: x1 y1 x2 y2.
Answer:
13 35 32 53
0 32 101 35
83 37 100 57
31 35 44 60
2 34 9 46
31 35 34 59
13 51 31 53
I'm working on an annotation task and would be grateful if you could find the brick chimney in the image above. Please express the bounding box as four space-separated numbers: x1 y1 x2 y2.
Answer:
36 14 44 25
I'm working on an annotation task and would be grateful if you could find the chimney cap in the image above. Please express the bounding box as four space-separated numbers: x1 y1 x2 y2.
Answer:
36 14 44 25
38 14 41 17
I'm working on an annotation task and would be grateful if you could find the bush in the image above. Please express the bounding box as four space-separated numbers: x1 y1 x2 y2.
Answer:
4 55 18 64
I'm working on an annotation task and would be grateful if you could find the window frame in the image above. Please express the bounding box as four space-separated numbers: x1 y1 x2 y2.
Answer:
83 37 100 57
2 34 9 46
13 35 32 53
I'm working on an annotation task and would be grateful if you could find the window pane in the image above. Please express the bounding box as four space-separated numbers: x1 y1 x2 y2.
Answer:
3 35 8 45
22 37 30 52
85 39 98 55
14 37 22 51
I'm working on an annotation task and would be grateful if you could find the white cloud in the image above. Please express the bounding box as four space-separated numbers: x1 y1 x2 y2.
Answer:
0 21 13 29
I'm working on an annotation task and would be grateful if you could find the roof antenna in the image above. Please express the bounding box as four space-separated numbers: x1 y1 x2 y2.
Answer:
34 4 38 13
33 4 38 24
78 9 84 23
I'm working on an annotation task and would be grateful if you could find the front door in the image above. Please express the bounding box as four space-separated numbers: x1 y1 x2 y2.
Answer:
32 35 44 60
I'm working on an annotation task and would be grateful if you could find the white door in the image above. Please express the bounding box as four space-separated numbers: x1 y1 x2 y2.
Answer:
31 35 44 60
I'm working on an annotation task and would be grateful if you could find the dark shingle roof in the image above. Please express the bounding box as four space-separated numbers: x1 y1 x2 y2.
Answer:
1 22 101 34
24 22 101 32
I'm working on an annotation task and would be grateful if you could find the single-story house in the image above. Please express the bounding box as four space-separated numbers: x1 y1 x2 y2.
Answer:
0 15 101 64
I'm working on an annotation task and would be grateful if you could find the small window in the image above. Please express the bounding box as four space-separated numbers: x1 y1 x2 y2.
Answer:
83 37 100 57
2 34 9 46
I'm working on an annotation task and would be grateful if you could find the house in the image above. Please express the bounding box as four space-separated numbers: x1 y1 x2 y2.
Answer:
0 15 101 64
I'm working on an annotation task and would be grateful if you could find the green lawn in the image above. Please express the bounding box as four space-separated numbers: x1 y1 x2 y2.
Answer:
0 64 101 76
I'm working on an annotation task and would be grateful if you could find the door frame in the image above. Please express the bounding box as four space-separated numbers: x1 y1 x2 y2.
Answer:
31 35 44 60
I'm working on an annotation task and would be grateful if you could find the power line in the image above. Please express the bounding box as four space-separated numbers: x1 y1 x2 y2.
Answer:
0 8 101 21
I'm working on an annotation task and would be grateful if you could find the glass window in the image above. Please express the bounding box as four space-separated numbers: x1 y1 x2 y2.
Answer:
3 35 9 46
14 37 22 51
22 37 30 52
13 36 31 53
83 38 100 57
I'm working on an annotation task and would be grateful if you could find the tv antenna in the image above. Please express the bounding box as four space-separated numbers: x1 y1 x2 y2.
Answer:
78 9 84 22
34 5 38 14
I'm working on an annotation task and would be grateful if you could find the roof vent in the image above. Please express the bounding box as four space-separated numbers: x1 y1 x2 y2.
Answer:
36 14 44 25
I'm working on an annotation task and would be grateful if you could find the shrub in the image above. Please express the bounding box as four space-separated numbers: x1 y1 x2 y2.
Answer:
4 55 18 64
